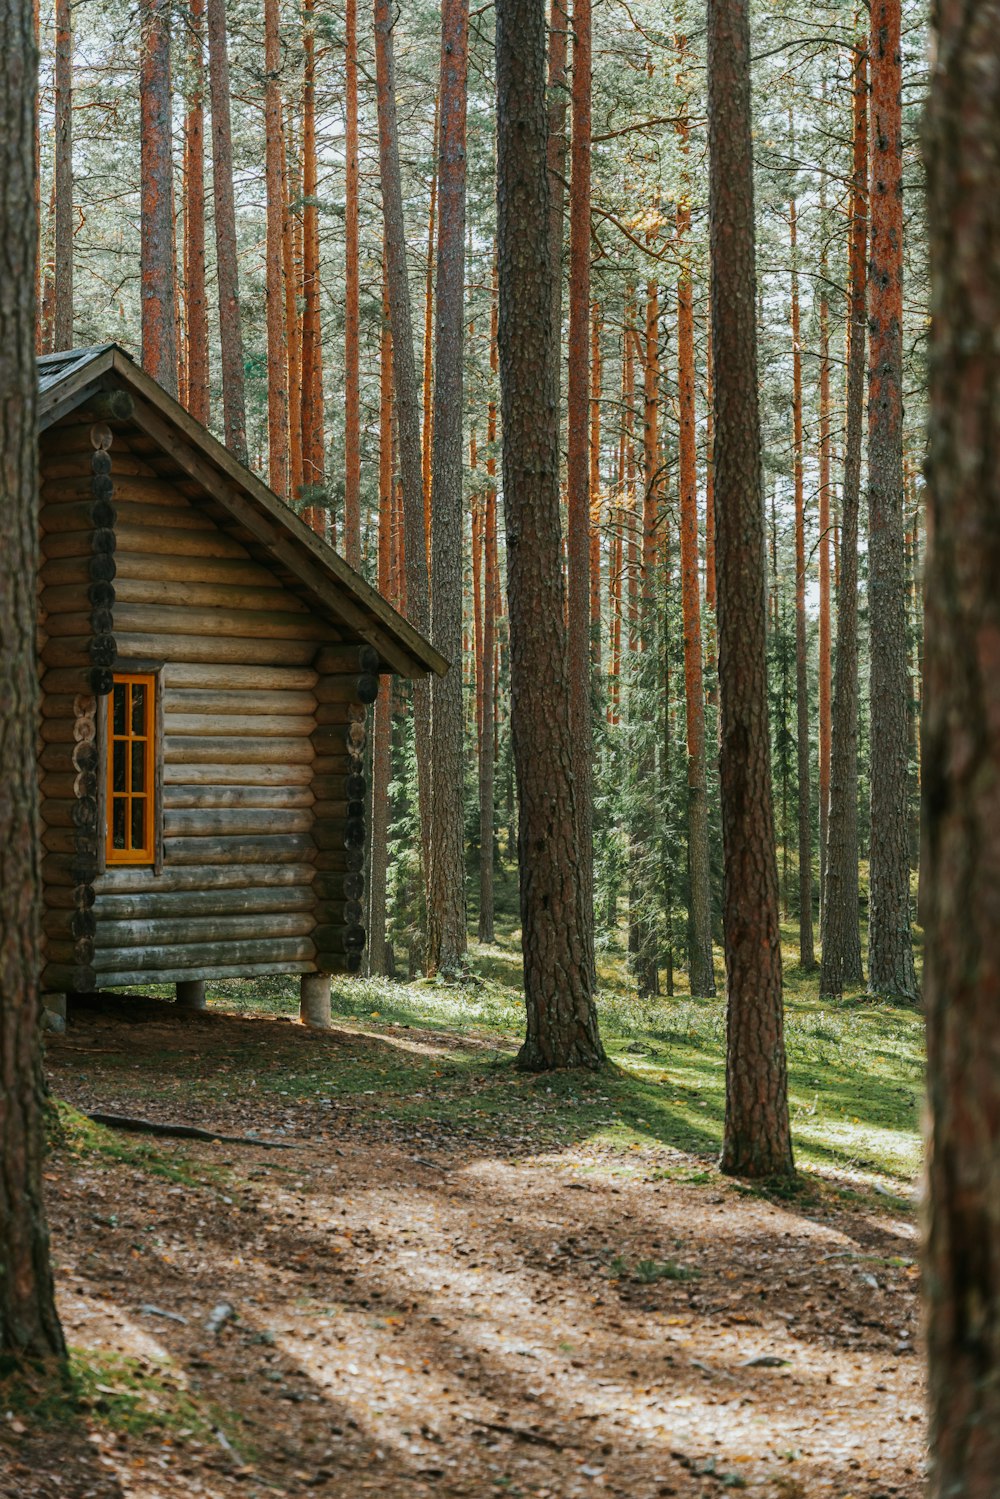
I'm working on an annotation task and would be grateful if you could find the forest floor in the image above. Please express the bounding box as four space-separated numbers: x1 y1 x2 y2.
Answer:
4 920 925 1499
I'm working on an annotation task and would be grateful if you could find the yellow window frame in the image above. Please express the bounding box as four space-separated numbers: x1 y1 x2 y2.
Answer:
106 673 157 866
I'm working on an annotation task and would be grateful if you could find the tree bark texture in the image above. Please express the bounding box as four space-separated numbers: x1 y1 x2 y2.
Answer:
867 0 917 1000
495 0 605 1070
817 169 832 918
546 0 569 383
283 110 304 501
819 44 866 998
343 0 362 567
707 0 793 1178
478 267 499 944
374 0 431 892
140 0 177 395
206 0 247 461
53 0 72 349
421 94 438 568
300 0 325 525
427 0 470 975
264 0 288 497
923 4 1000 1489
183 0 209 427
789 193 815 970
368 277 393 977
0 0 66 1355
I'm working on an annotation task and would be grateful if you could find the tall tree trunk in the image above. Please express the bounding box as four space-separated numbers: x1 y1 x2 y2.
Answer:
708 0 793 1179
343 0 361 566
140 0 177 395
495 0 605 1070
676 74 715 998
819 42 866 998
369 272 393 977
374 0 431 894
589 302 602 664
546 0 569 376
53 0 72 349
566 0 595 968
184 0 209 426
421 94 439 567
867 0 917 1000
789 190 815 969
206 0 247 459
264 0 288 495
427 0 470 975
817 168 832 921
300 0 325 528
0 0 66 1355
478 264 498 944
923 4 1000 1488
283 110 304 500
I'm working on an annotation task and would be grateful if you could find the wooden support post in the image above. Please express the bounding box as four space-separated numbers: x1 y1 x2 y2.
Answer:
299 973 331 1029
176 979 207 1010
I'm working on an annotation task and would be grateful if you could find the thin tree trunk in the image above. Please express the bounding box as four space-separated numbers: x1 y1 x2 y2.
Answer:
427 0 470 975
566 0 595 968
300 0 325 529
676 75 715 998
421 94 439 568
343 0 361 565
923 5 1000 1488
867 0 917 1000
264 0 288 495
206 0 247 459
478 264 498 943
789 190 815 969
184 0 209 426
817 166 832 920
374 0 432 896
0 0 66 1354
368 272 393 977
53 0 72 349
820 42 866 998
282 110 304 500
589 302 602 664
140 0 177 395
495 0 605 1070
708 0 793 1179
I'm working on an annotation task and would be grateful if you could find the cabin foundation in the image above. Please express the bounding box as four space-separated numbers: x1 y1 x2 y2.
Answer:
299 974 332 1029
176 980 207 1010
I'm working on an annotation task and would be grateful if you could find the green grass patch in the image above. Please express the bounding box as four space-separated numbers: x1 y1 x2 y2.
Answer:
49 1101 224 1188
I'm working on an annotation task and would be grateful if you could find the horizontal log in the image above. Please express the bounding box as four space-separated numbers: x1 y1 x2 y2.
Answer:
92 935 315 975
95 885 315 921
113 500 215 533
41 424 110 456
165 735 314 765
41 771 99 802
314 644 380 676
86 389 135 422
39 741 98 774
44 907 98 941
314 702 369 727
47 935 97 966
114 522 250 561
41 825 101 856
112 631 318 667
39 499 116 534
95 861 314 894
44 476 184 507
42 798 99 831
163 784 313 811
313 772 366 802
44 883 96 910
95 912 315 950
312 754 367 778
41 666 114 697
315 900 364 928
162 761 313 788
314 818 366 852
324 952 363 976
313 723 366 757
41 961 97 992
114 577 313 615
41 473 114 503
39 717 99 746
163 662 317 692
314 874 365 906
313 799 365 822
109 603 326 643
165 834 315 865
94 959 316 988
41 453 142 481
313 925 366 954
41 527 116 561
113 550 285 589
43 580 115 613
163 808 313 838
313 675 377 706
41 553 116 587
42 852 98 888
313 850 364 876
162 688 316 717
165 712 315 740
40 692 109 721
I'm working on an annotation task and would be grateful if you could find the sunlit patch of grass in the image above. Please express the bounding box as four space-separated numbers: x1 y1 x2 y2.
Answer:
49 1101 222 1188
0 1349 220 1442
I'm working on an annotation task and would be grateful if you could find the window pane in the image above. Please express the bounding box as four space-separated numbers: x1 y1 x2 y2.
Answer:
113 740 127 793
112 799 126 849
113 683 126 735
131 799 146 851
131 749 145 792
131 684 146 736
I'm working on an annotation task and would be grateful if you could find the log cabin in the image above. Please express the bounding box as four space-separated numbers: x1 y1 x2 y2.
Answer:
36 345 446 1027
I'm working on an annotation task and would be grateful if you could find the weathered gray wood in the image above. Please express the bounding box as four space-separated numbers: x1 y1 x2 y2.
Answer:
163 784 314 810
164 735 314 765
107 603 325 642
175 979 208 1010
165 834 316 865
313 849 364 874
162 761 314 788
95 912 314 948
112 631 318 666
163 807 314 838
92 935 315 973
162 688 317 717
95 860 315 894
165 712 315 740
299 974 331 1029
314 924 366 954
115 522 249 560
95 959 316 986
114 549 285 589
164 662 317 692
114 577 313 614
96 884 315 920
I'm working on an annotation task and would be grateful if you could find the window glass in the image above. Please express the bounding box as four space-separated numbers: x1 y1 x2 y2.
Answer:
106 673 156 865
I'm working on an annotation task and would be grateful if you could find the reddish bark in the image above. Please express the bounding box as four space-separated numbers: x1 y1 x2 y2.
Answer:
53 0 73 349
282 109 304 501
369 275 394 977
264 0 288 495
479 264 498 943
421 94 439 568
206 0 247 458
817 175 832 914
343 0 361 565
789 190 815 970
300 0 326 533
140 0 178 395
183 0 209 427
589 302 602 662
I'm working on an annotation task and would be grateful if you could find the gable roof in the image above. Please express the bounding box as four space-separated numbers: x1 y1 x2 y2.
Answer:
37 344 447 679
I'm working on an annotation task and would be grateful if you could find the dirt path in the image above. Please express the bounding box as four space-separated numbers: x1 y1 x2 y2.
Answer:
3 1000 924 1498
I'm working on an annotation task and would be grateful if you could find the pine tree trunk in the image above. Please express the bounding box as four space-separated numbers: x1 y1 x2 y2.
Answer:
923 5 1000 1487
0 0 66 1354
206 0 247 460
53 0 72 349
495 0 605 1071
819 42 866 998
282 110 304 500
708 0 793 1179
866 0 917 1000
789 192 815 970
817 168 832 922
676 97 715 999
427 0 470 976
589 302 602 665
140 0 177 395
374 0 432 896
343 0 362 566
478 267 498 944
566 0 595 970
546 0 568 373
368 276 393 978
183 0 209 426
264 0 288 496
300 0 325 528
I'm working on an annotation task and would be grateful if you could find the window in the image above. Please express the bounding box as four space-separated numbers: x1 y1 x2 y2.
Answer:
106 673 156 865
